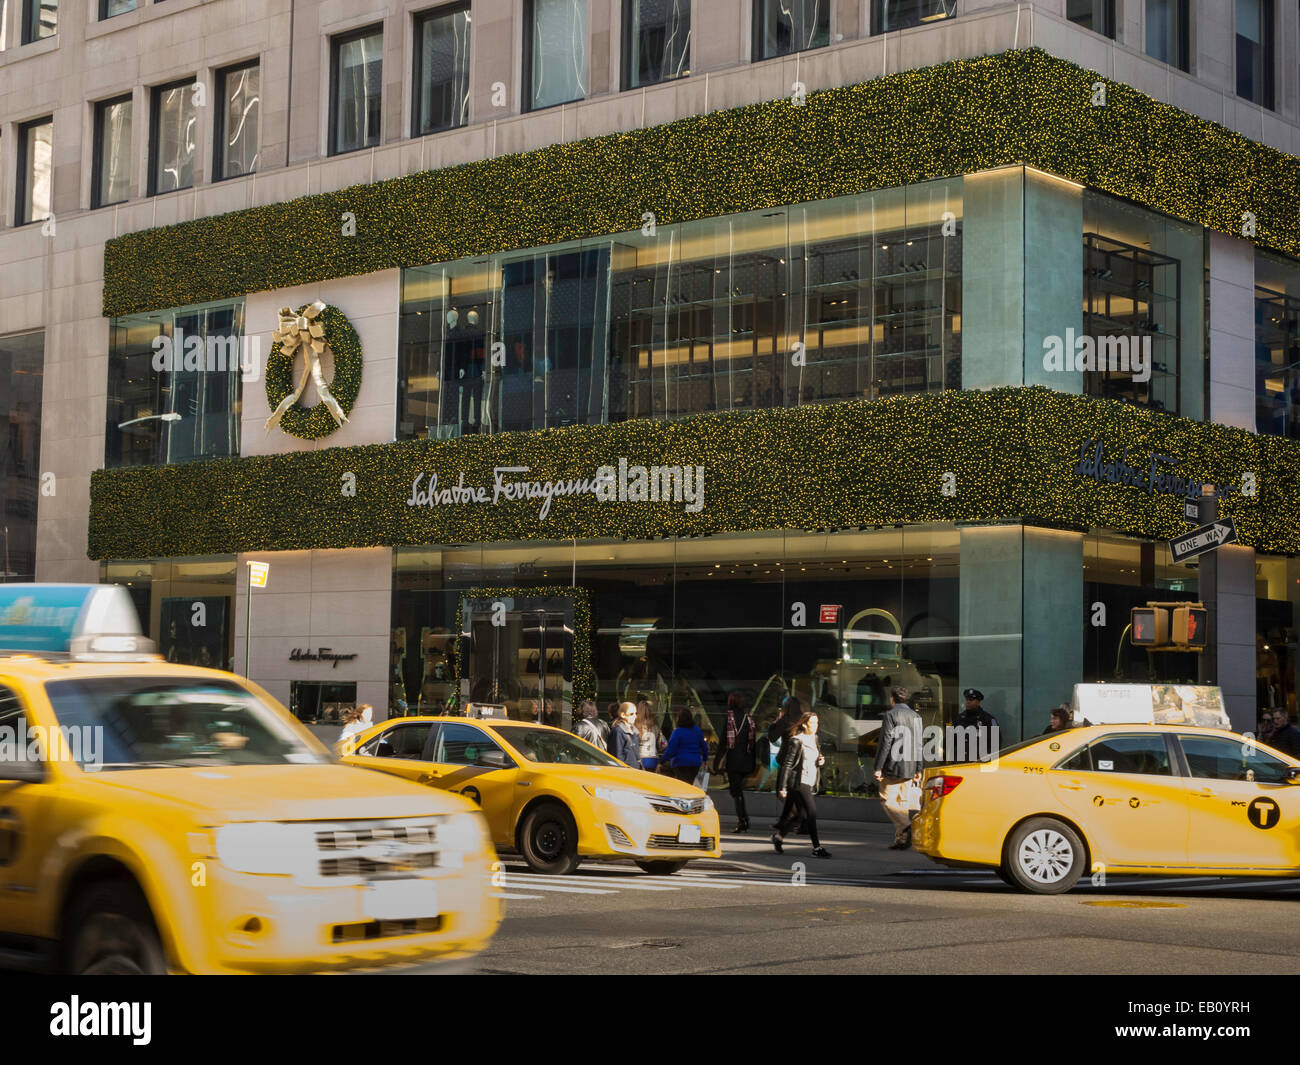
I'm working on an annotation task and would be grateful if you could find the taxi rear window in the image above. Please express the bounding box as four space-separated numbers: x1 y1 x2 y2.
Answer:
44 677 329 770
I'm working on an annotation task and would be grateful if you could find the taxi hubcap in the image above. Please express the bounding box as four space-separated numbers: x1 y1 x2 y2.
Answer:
535 820 566 859
1019 829 1073 883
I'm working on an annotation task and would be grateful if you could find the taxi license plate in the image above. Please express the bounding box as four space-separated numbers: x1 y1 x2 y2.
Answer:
677 824 702 845
365 879 437 921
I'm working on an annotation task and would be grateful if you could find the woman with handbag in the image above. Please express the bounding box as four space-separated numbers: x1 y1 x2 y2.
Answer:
609 701 641 766
713 692 756 832
771 710 831 858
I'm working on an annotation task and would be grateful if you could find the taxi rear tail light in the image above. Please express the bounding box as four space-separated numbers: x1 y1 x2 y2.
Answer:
926 775 963 798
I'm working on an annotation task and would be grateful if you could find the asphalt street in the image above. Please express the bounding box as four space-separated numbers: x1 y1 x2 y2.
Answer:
397 820 1300 976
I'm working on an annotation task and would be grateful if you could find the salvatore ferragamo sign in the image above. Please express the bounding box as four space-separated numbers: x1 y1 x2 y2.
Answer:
289 647 357 669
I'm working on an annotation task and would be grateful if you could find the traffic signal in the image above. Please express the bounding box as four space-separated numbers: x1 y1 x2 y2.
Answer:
1131 606 1169 647
1172 605 1208 649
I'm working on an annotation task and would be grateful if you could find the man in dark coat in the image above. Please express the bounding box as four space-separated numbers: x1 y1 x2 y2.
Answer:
874 686 924 849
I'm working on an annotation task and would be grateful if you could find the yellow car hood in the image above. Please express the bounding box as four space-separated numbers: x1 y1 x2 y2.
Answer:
81 763 468 823
525 762 705 798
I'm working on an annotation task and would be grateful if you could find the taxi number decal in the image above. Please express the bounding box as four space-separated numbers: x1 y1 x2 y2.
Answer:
1248 797 1280 830
1022 766 1043 774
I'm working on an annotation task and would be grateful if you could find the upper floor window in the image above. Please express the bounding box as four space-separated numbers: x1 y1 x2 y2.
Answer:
331 25 383 155
871 0 957 35
526 0 587 110
214 60 260 180
99 0 135 17
1145 0 1189 70
105 299 246 468
1236 0 1275 108
149 79 196 195
622 0 691 90
16 117 53 225
92 94 133 208
754 0 828 60
413 4 471 136
22 0 56 42
1067 0 1116 37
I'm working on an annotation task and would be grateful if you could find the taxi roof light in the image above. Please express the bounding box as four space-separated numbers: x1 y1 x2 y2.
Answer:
0 584 160 661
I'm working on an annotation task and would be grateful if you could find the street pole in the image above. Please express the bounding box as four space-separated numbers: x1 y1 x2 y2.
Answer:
244 573 252 678
1198 484 1217 686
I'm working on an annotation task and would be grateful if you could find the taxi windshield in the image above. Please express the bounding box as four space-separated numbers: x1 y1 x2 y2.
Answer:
493 726 624 767
43 677 330 770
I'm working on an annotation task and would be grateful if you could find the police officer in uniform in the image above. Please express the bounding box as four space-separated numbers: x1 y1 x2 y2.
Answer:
953 689 998 760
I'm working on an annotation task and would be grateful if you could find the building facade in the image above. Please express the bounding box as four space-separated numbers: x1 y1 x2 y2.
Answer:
5 1 1300 806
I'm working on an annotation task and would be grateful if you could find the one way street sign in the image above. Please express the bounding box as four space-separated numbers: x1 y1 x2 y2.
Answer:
1169 517 1238 564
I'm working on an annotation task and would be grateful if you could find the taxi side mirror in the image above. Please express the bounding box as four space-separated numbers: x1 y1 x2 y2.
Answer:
0 761 44 783
476 749 512 769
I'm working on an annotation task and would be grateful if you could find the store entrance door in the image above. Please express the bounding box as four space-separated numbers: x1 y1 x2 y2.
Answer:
459 595 573 729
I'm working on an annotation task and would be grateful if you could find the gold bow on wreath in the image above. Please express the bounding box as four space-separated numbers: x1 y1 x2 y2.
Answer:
265 300 350 432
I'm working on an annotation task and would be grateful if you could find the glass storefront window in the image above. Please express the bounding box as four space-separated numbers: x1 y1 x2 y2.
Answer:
1082 191 1202 417
100 557 237 671
397 177 963 439
623 0 690 89
392 524 986 797
105 298 245 467
0 331 44 583
1256 251 1300 439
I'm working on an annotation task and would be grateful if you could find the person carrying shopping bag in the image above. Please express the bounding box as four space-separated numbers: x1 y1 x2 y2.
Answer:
714 692 757 832
771 710 831 858
662 707 709 783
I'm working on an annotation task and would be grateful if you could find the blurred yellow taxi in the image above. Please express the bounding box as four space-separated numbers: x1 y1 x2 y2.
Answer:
0 584 499 974
340 715 721 874
914 723 1300 893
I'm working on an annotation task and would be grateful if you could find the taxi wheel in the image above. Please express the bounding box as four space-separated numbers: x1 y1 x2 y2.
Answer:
1005 818 1086 895
635 860 687 875
66 881 166 975
519 802 580 875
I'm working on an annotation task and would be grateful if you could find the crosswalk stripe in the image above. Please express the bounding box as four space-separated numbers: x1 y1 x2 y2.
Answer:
502 876 679 892
496 881 615 895
494 892 544 900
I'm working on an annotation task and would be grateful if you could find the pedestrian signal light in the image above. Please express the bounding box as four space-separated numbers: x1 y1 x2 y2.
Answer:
1172 606 1208 649
1130 606 1167 646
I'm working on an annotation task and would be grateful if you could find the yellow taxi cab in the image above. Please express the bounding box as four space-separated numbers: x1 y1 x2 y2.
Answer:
0 584 500 973
338 714 721 875
913 722 1300 893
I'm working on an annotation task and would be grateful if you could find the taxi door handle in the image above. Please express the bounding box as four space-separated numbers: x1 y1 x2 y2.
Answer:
1190 788 1215 797
1059 780 1087 791
418 772 440 784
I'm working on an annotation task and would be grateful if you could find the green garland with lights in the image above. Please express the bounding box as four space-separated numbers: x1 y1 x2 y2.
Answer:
452 586 595 706
264 304 363 440
101 48 1300 318
87 387 1299 560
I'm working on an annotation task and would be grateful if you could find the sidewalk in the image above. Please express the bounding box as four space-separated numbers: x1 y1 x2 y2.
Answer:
696 818 937 880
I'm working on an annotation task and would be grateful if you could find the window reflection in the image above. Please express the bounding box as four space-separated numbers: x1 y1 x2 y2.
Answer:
217 62 260 179
754 0 828 60
624 0 690 89
94 95 133 207
414 4 471 135
398 179 964 438
528 0 587 110
105 299 245 467
1256 252 1300 439
332 26 383 154
151 80 196 195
